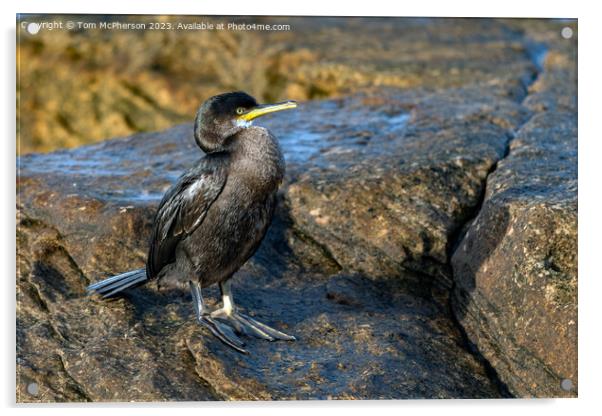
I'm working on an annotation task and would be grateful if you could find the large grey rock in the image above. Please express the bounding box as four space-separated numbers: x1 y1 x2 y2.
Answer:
286 87 530 290
18 91 512 401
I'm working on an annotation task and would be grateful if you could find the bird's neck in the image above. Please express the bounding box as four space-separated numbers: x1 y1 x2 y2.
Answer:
230 126 285 192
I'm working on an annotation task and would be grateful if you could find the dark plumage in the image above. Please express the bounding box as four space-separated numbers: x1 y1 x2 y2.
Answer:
88 92 297 353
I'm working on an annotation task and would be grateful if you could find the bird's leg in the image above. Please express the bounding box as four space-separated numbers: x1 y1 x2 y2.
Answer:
189 280 248 354
210 280 296 342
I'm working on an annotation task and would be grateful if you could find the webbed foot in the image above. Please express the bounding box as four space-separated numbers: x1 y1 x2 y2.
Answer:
197 313 248 354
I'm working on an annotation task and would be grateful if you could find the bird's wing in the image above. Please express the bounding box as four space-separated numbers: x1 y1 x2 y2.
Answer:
147 154 229 278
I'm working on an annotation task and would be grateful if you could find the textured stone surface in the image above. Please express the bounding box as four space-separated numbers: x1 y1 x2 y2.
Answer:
17 93 507 402
286 88 530 289
451 29 577 397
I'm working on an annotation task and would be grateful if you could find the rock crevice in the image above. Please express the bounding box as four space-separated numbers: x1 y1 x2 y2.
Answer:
449 25 577 397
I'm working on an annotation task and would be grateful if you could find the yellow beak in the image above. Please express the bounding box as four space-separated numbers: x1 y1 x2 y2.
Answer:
238 100 298 122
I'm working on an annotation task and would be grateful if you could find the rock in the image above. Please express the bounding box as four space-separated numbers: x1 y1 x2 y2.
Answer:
451 26 577 397
22 205 497 401
17 91 506 401
286 87 530 290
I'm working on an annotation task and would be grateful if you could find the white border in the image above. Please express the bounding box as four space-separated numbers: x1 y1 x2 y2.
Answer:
4 1 601 415
7 0 582 18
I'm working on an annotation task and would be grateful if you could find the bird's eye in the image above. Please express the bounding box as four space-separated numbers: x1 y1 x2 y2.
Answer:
236 107 245 115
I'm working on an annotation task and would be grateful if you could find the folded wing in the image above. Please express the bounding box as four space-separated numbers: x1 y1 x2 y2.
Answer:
147 154 229 279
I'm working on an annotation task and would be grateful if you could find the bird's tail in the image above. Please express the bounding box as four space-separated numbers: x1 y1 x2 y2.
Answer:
86 268 147 298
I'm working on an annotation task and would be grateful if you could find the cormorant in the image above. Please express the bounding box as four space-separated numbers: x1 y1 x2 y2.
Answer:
87 91 297 353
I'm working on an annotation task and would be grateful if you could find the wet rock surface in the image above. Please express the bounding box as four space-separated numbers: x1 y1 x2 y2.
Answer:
17 18 577 401
286 88 529 289
17 94 504 401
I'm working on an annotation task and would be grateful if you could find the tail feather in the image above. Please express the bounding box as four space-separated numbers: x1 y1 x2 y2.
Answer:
87 268 147 298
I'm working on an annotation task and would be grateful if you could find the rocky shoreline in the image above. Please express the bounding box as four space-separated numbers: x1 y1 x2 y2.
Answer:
17 18 577 401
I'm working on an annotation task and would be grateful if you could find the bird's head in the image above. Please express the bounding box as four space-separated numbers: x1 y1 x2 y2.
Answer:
193 91 297 153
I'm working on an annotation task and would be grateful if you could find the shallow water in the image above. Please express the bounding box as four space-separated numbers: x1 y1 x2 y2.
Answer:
263 100 411 164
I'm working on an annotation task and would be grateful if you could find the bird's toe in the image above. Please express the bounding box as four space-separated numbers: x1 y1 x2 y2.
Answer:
236 312 296 342
198 315 248 354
